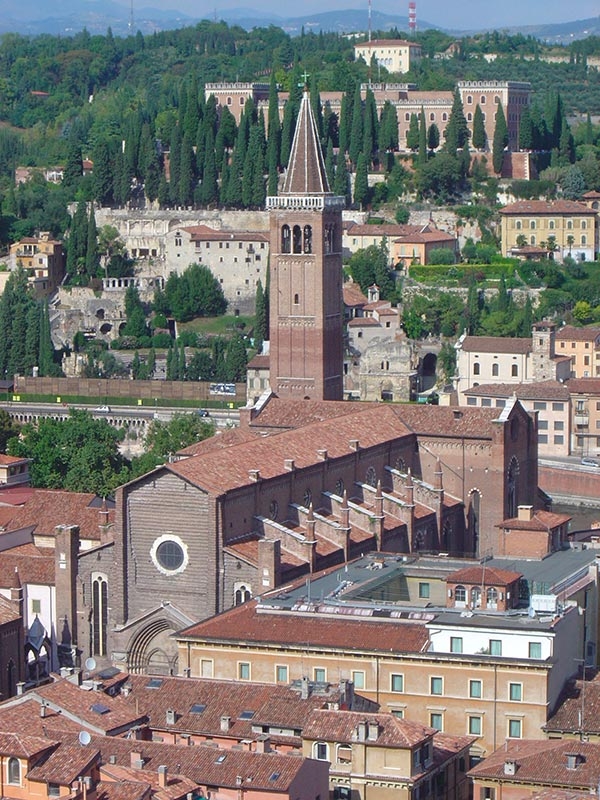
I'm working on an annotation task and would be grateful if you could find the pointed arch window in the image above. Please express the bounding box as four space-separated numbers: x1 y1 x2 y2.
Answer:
92 574 108 656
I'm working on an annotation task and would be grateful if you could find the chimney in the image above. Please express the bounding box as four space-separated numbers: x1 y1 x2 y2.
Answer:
248 469 261 482
284 459 295 471
517 505 534 522
300 676 310 700
504 760 517 776
367 721 379 741
40 704 47 718
220 715 231 732
317 449 328 461
349 439 360 451
130 752 144 769
16 682 25 696
166 709 176 725
255 735 271 754
158 765 168 788
109 756 117 765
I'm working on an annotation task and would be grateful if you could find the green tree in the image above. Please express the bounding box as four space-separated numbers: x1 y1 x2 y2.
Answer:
444 89 469 155
85 206 99 280
472 105 486 150
427 123 440 153
492 102 508 174
132 412 214 474
406 113 420 152
254 278 267 351
7 410 128 495
353 152 369 209
348 82 364 166
224 333 248 381
122 284 148 338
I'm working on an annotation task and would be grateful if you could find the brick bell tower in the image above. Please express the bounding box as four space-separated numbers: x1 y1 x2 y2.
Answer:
267 88 345 401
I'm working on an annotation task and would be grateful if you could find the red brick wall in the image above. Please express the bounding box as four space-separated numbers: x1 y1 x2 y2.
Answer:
539 465 600 505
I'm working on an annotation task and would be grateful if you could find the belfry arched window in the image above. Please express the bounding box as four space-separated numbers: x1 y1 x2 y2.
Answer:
281 225 291 253
303 225 312 253
293 225 302 254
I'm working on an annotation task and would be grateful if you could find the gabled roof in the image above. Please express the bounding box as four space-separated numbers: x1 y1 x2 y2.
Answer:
496 509 571 531
0 543 54 587
499 200 596 215
447 565 522 586
458 335 531 354
555 325 600 343
27 742 100 785
464 381 570 401
544 674 600 734
281 90 330 195
303 709 434 748
0 731 56 759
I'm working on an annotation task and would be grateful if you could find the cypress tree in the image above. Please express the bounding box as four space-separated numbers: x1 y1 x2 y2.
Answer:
333 154 350 205
338 91 351 156
348 83 364 166
24 303 40 376
62 136 83 189
310 78 324 143
226 146 244 208
379 101 399 152
179 131 197 206
518 106 534 150
254 278 266 352
492 102 508 174
201 128 218 206
427 123 440 153
418 108 427 165
169 125 182 206
66 201 88 280
267 73 281 196
444 89 469 155
472 105 486 150
39 300 54 376
325 139 335 189
93 139 114 206
353 152 368 209
85 206 99 280
363 87 378 166
406 113 420 152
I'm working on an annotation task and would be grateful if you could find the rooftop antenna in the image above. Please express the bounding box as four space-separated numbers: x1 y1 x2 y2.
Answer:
408 1 417 36
128 0 134 35
367 0 372 87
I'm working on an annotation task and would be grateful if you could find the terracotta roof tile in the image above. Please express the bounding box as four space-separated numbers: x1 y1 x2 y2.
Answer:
556 325 600 342
246 354 270 370
182 225 268 243
178 599 430 654
447 566 522 585
343 284 368 307
0 731 55 758
176 427 258 458
459 336 531 354
0 696 83 737
27 743 100 784
469 739 600 787
464 381 570 400
0 544 55 587
499 200 596 215
544 674 600 734
497 509 571 530
567 379 600 394
303 709 434 748
0 594 20 624
96 779 152 800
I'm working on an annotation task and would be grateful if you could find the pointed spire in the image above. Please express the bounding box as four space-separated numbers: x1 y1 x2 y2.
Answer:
282 90 330 196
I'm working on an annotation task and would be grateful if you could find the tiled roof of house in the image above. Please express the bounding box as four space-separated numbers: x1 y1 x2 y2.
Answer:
302 709 434 748
447 565 522 586
246 354 270 370
0 543 55 587
356 39 420 47
0 489 114 541
348 317 381 327
0 594 20 624
0 696 84 738
27 743 100 784
567 379 600 395
118 674 348 742
0 454 29 466
544 675 600 734
167 405 412 494
459 335 531 354
556 325 600 342
464 381 570 400
0 731 56 758
343 283 369 307
468 739 600 787
100 763 197 800
388 404 503 439
96 779 152 800
182 225 268 243
33 678 147 734
178 598 430 654
497 509 571 531
499 200 597 215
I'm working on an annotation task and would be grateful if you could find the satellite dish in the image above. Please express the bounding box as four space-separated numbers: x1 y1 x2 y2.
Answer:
78 731 92 746
84 657 97 672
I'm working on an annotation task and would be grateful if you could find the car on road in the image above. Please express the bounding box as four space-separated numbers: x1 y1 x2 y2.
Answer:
196 409 210 417
581 457 600 467
94 405 111 413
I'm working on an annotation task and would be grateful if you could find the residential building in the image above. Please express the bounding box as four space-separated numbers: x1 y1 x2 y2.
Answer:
165 224 269 314
568 378 600 458
205 82 270 124
454 323 572 396
342 222 458 267
469 739 600 800
302 708 473 800
499 201 598 262
176 547 596 756
543 671 600 740
8 232 65 296
354 40 423 74
267 88 345 401
555 325 600 379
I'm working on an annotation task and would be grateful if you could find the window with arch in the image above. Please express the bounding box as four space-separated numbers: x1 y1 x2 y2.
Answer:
7 758 20 785
337 744 353 764
471 586 482 608
567 219 573 230
293 225 302 254
442 112 448 121
294 293 300 305
530 236 536 246
480 95 486 104
487 587 498 609
314 742 329 761
516 220 522 230
226 96 232 105
454 585 466 606
467 112 473 121
582 220 587 230
511 364 518 377
281 224 291 253
430 112 435 121
303 225 312 254
365 466 377 487
473 362 480 376
530 220 536 229
494 95 500 103
304 488 312 506
405 112 411 121
92 574 108 656
467 95 473 104
582 235 587 245
235 584 251 605
492 363 499 377
335 477 344 496
549 220 555 230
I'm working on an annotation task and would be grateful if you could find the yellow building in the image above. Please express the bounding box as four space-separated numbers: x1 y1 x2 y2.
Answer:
354 40 422 74
555 325 600 379
8 232 65 296
499 200 597 262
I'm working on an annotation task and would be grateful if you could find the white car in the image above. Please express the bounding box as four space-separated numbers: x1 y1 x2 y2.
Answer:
581 457 600 467
94 405 111 413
